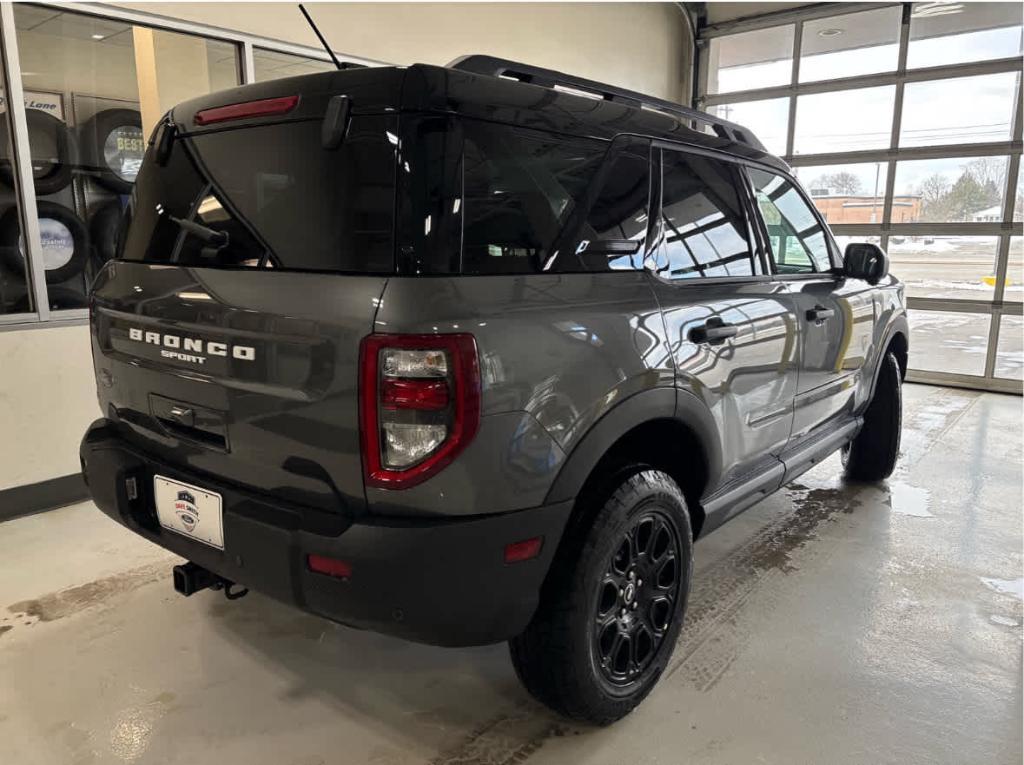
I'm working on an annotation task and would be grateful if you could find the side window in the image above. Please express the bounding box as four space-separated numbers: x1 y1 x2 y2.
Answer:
460 123 604 274
659 149 756 279
550 137 652 272
748 168 832 274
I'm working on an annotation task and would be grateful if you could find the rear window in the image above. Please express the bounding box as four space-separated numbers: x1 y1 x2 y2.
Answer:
121 115 397 272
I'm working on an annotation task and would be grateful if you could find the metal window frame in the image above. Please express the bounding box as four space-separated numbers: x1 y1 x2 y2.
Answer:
0 1 392 332
697 2 1024 394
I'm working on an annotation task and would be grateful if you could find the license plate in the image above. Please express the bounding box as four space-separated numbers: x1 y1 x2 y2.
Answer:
154 475 224 550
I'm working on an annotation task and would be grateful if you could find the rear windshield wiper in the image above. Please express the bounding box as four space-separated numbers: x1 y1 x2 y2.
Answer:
168 215 229 249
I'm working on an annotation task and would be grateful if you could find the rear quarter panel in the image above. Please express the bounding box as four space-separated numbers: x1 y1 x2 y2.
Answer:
370 273 672 516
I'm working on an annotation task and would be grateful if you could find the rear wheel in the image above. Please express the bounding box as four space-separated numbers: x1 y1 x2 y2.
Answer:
509 469 692 725
843 351 902 481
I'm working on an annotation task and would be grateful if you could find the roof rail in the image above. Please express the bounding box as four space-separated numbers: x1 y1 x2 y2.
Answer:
446 54 767 153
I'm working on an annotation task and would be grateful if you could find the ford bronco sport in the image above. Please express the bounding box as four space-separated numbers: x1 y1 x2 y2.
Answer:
80 55 908 725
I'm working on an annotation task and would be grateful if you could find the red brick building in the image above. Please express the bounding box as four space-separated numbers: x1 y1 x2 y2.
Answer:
810 194 922 224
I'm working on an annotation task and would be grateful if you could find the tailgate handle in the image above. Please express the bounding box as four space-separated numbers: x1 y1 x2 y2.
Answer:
168 405 194 425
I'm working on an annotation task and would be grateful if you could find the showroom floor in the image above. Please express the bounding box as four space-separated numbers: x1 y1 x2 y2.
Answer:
0 383 1020 765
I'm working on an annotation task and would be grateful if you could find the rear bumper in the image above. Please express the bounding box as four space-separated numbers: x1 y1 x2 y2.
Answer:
80 419 571 647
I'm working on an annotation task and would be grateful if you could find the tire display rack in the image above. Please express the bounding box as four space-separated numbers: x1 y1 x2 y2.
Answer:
0 89 143 313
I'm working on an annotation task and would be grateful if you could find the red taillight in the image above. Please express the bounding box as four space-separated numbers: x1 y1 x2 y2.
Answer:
194 95 299 126
504 537 543 564
381 378 450 411
359 334 480 489
307 554 352 578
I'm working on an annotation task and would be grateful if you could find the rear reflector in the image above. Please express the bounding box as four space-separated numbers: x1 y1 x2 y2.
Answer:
504 537 543 564
194 95 299 126
306 553 352 579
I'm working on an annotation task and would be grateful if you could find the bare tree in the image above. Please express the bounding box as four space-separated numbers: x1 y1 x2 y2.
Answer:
917 173 950 204
811 171 863 195
964 157 1007 190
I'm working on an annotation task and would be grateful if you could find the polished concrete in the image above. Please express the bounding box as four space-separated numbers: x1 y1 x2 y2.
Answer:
1 384 1021 765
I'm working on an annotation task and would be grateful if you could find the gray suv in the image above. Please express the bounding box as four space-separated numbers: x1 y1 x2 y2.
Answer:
80 56 908 725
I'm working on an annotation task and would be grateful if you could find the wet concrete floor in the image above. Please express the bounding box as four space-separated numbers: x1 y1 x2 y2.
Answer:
0 384 1020 764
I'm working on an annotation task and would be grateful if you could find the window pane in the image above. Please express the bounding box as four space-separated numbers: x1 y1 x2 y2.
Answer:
889 236 999 300
707 26 794 94
908 1 1023 69
800 6 902 82
10 7 241 315
908 309 990 376
995 314 1023 381
893 156 1009 223
659 150 754 280
900 73 1019 148
796 163 888 224
794 86 896 155
706 98 788 156
461 125 604 274
11 6 142 312
1009 236 1023 301
749 168 831 273
253 48 336 82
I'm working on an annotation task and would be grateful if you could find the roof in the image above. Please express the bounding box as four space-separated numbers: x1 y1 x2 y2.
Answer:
173 63 789 174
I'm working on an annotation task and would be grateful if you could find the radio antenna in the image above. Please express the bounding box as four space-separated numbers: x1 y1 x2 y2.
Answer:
299 4 343 70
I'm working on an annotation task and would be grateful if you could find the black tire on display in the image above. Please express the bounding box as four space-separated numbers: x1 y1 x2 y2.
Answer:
842 351 902 482
79 108 144 194
0 109 74 195
0 201 90 285
90 199 124 265
509 469 693 725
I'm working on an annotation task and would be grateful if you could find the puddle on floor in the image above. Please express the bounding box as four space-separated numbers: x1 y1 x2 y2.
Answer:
980 577 1024 600
887 482 933 517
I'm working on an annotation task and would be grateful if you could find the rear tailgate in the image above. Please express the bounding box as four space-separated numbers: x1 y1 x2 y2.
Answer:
90 70 402 514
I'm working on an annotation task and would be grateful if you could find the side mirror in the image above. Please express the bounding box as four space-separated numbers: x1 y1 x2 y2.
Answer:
843 242 889 285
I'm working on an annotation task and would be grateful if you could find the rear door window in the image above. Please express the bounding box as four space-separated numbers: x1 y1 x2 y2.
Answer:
121 115 397 272
658 148 757 279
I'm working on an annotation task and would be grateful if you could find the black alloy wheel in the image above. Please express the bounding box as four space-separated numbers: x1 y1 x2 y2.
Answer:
593 509 680 685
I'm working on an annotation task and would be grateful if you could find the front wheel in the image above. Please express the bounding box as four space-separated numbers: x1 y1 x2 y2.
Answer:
843 351 902 481
509 469 693 725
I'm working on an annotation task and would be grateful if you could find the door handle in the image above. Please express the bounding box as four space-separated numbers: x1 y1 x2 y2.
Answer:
690 320 738 345
806 305 835 322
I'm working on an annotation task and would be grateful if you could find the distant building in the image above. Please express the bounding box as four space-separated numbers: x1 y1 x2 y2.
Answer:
808 189 922 224
971 204 1003 222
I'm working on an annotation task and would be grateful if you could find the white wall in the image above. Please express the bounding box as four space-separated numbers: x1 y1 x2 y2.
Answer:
118 2 690 101
0 325 99 491
1 2 691 492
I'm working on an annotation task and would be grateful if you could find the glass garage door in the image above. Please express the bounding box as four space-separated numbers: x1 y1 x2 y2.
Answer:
700 2 1023 393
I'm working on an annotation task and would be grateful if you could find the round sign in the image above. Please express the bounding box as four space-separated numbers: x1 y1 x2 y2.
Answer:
18 217 75 271
103 124 145 183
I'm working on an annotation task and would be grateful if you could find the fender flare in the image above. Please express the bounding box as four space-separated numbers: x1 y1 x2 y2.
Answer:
544 386 722 505
867 314 909 405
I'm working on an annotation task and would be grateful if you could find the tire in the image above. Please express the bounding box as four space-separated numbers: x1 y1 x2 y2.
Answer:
79 108 144 194
843 352 902 481
0 201 90 285
0 109 73 195
509 469 693 725
90 200 124 265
